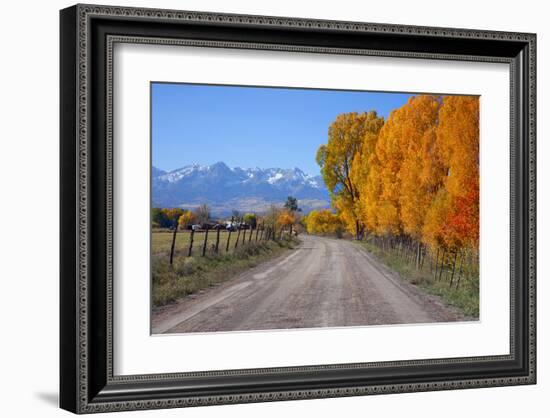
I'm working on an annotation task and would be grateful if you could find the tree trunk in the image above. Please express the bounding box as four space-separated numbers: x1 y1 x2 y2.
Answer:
202 226 209 257
169 223 179 265
187 229 195 257
356 223 364 241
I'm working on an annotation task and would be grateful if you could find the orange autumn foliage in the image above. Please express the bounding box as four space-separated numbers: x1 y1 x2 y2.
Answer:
318 94 479 253
358 95 444 238
429 96 479 250
397 96 443 240
277 211 296 228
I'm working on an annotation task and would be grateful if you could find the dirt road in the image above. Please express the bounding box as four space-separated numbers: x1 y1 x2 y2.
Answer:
152 235 466 334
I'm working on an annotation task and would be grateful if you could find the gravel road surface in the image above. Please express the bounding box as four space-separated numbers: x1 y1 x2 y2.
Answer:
152 234 466 334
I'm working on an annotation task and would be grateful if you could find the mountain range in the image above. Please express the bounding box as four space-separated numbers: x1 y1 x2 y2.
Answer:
152 162 330 216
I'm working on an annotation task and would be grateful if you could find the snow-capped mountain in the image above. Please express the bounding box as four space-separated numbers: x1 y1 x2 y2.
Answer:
152 161 330 216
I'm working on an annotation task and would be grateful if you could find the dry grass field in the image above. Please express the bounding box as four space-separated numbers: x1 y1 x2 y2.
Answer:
152 229 299 307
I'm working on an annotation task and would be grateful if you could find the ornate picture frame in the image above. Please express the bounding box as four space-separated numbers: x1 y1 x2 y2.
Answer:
60 4 536 414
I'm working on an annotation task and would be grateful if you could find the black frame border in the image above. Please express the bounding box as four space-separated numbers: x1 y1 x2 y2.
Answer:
60 4 536 414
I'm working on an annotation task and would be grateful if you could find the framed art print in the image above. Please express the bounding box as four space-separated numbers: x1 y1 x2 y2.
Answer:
60 4 536 414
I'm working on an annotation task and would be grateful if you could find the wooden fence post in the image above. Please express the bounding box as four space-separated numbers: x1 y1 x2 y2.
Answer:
255 226 259 242
455 251 465 289
397 237 403 258
202 226 209 257
235 228 241 249
215 227 220 253
415 241 421 269
438 249 446 281
169 222 179 265
226 229 232 252
242 227 246 245
449 250 458 287
433 247 440 278
188 229 195 257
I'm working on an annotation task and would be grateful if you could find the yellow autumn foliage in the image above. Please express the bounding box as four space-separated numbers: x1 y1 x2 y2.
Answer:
316 94 479 252
317 111 384 239
178 210 196 229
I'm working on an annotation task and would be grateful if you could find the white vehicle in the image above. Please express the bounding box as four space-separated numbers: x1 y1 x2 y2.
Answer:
225 221 239 231
191 224 202 231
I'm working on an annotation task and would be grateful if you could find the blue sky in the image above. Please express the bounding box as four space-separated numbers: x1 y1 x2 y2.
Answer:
152 83 412 175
